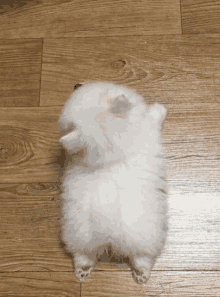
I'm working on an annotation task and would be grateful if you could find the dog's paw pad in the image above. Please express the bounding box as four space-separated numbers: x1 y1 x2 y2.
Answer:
132 271 149 284
75 267 93 282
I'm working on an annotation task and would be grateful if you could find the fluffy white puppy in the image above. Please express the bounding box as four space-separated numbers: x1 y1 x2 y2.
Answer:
57 82 168 284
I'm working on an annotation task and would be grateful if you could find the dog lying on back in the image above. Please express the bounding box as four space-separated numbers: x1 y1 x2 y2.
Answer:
57 82 168 284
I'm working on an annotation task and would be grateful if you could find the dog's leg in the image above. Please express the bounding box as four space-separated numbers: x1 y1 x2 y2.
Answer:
73 253 96 282
131 255 155 284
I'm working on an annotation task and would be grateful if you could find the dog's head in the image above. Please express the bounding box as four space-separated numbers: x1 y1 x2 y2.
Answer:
58 82 166 166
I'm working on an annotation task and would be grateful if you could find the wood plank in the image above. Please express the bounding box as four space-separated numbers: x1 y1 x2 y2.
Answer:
0 0 181 39
40 35 220 107
0 271 219 296
181 0 220 34
0 39 42 107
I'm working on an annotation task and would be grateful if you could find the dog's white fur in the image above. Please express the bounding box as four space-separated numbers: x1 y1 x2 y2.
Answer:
57 82 168 284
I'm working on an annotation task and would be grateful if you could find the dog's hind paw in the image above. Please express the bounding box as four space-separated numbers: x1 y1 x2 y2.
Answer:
75 266 93 282
132 270 150 284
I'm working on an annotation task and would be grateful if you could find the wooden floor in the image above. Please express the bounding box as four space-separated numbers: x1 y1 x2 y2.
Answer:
0 0 220 296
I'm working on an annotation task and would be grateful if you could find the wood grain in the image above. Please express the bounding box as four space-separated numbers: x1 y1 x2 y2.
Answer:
0 107 61 183
83 271 220 296
0 271 219 296
40 35 220 107
0 39 42 107
181 0 220 34
0 272 80 297
0 0 181 39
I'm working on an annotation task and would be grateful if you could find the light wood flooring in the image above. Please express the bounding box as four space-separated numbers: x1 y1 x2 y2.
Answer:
0 0 219 296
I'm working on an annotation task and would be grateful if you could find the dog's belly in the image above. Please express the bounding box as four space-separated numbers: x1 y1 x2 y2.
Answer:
63 161 165 246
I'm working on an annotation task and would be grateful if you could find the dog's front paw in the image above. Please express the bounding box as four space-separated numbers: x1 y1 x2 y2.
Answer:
75 266 93 282
132 270 150 284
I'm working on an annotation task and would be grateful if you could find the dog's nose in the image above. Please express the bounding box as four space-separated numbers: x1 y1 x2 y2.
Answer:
74 83 83 91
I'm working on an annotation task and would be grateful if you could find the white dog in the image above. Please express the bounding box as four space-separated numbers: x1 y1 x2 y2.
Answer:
57 82 168 284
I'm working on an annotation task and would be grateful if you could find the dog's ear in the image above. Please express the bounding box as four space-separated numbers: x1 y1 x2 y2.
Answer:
109 94 134 118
